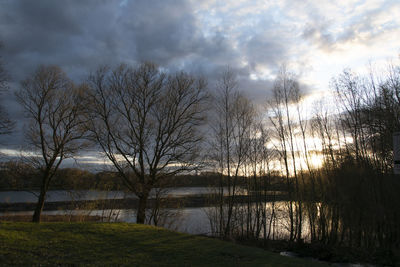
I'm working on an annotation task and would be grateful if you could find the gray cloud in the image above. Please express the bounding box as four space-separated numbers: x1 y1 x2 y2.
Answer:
302 23 335 51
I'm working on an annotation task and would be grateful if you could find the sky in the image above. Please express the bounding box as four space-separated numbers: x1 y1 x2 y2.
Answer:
0 0 399 167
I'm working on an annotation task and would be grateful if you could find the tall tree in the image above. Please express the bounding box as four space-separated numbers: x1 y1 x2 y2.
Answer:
209 68 255 237
267 66 303 241
16 65 86 222
84 62 208 224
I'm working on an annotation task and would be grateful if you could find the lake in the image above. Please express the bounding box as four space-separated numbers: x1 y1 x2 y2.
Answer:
0 188 300 239
0 203 297 238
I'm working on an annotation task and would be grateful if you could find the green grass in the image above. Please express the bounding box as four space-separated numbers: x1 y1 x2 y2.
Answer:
0 222 327 266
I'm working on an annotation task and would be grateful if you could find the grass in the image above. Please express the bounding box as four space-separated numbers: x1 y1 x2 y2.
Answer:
0 214 101 222
0 222 327 266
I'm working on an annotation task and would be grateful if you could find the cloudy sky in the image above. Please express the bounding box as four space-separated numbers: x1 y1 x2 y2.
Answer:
0 0 399 166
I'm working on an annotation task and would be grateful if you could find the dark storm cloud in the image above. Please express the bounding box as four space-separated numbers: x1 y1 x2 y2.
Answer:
0 1 226 80
120 0 203 63
245 35 289 71
1 3 84 74
0 0 291 81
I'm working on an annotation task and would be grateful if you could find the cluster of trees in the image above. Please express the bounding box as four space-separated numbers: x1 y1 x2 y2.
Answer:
12 63 207 223
205 64 400 261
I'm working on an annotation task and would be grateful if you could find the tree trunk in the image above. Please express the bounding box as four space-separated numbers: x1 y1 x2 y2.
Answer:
32 181 47 223
137 194 148 224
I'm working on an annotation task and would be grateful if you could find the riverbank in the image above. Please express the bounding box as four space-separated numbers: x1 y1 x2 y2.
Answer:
0 222 325 266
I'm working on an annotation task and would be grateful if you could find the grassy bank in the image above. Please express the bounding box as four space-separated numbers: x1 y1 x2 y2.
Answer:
0 214 101 222
0 222 326 266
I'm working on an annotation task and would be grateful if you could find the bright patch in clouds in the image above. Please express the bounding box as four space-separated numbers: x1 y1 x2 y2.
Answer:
192 0 400 94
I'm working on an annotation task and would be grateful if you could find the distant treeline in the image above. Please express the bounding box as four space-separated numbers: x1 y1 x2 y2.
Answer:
0 162 288 191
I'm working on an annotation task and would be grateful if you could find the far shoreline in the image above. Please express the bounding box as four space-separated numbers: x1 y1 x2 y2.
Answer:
0 193 291 212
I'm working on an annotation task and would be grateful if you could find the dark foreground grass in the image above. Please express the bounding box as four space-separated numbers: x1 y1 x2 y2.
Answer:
0 222 328 266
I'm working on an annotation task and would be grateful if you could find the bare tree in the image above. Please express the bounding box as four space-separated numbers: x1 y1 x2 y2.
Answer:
84 63 208 224
209 68 256 238
16 65 86 222
267 66 303 242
